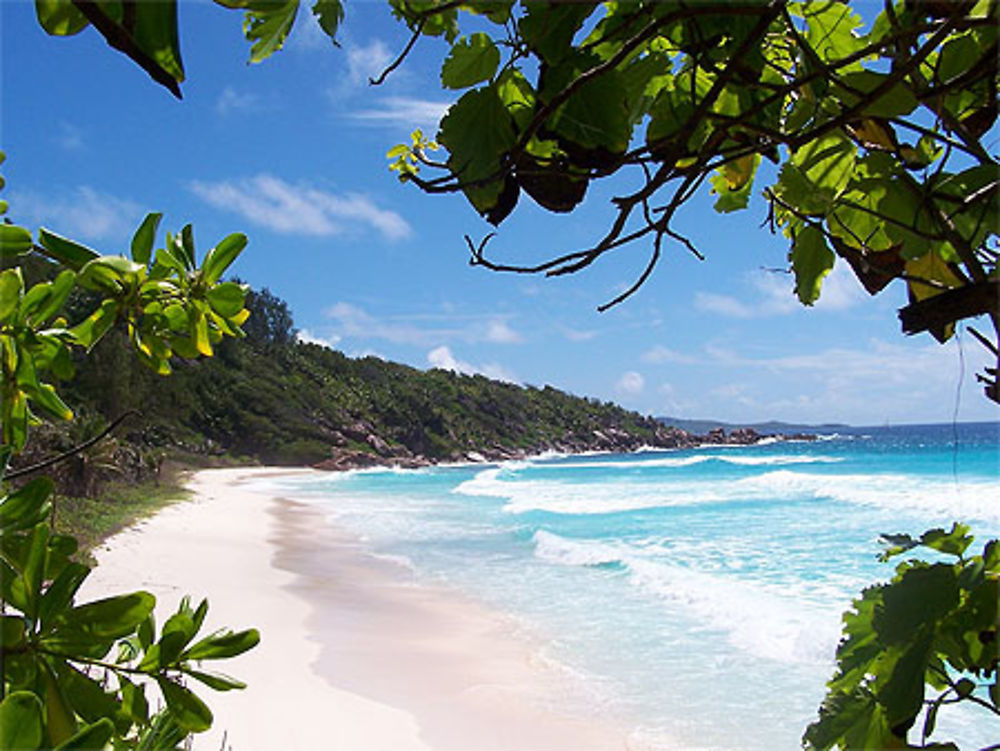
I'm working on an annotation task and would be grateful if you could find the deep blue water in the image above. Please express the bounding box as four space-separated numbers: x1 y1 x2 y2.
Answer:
259 422 1000 750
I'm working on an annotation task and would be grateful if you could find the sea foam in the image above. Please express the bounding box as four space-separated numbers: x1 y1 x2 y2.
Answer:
531 530 841 665
454 464 1000 521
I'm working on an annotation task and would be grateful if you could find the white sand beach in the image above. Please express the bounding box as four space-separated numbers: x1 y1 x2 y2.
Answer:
80 467 631 751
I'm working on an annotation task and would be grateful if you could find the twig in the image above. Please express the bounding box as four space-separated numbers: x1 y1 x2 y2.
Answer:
370 18 426 86
4 410 140 480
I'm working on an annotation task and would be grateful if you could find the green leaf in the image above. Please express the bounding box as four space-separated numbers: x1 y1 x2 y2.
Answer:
52 718 115 751
438 85 516 215
61 665 121 724
43 534 78 581
41 658 77 745
790 225 835 305
156 611 198 666
69 299 119 351
920 523 973 558
798 0 865 65
131 213 164 265
24 382 74 422
878 635 931 728
200 233 247 285
26 270 76 326
39 561 90 628
496 69 535 131
879 532 918 561
984 540 1000 571
519 2 597 65
0 476 54 535
0 268 24 323
875 564 959 644
710 154 761 214
120 678 150 726
156 678 213 733
35 0 89 35
543 55 630 155
311 0 343 41
185 669 247 692
3 389 29 453
133 1 185 83
936 32 979 86
0 224 34 258
789 131 856 202
22 523 50 621
138 612 156 649
0 691 45 750
205 282 247 318
182 628 260 660
58 591 156 640
37 228 99 271
441 33 500 89
190 310 212 357
173 225 197 271
1 614 27 651
243 0 299 63
839 71 919 118
77 256 145 294
877 181 933 260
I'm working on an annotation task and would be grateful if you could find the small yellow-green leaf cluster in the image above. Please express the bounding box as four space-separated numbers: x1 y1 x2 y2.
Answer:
1 161 250 453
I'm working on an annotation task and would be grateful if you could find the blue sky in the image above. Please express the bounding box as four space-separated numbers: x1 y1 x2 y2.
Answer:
3 1 997 426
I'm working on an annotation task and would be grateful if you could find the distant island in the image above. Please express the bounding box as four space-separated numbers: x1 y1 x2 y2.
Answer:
658 416 850 436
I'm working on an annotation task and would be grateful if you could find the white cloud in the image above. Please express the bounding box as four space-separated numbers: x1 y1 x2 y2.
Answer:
55 122 84 151
296 328 341 349
324 302 524 348
484 319 523 344
694 291 757 318
686 335 996 424
563 327 598 342
616 371 645 395
189 174 411 241
288 12 331 52
346 39 393 85
812 261 869 311
325 302 423 344
656 381 698 415
427 345 516 382
215 86 258 117
641 345 698 364
695 262 866 319
347 96 450 131
10 186 143 242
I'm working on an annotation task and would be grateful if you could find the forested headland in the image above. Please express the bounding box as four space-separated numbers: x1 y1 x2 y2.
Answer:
11 279 782 496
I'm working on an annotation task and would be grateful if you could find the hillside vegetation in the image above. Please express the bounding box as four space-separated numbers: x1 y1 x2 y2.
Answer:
17 286 709 483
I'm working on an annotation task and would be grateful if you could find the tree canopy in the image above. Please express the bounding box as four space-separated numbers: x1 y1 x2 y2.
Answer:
24 0 998 403
379 0 999 404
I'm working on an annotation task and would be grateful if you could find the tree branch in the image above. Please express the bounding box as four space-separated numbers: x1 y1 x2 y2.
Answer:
5 410 140 481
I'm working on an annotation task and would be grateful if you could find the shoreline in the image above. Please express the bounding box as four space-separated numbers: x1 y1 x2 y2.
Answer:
312 425 817 472
81 467 635 750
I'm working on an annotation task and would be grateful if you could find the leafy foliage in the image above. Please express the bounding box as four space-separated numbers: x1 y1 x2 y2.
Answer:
377 1 999 401
1 148 258 745
805 524 999 750
0 466 259 749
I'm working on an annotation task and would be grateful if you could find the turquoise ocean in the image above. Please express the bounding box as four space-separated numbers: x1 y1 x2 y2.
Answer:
256 422 1000 750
